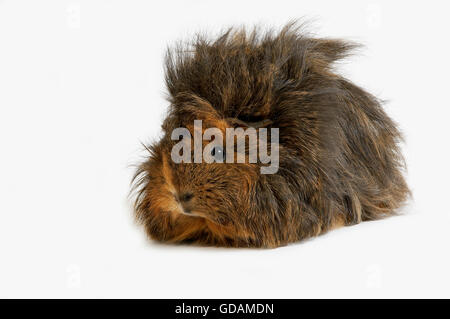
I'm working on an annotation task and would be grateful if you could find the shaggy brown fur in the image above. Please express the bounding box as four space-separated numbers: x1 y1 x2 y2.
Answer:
132 23 410 248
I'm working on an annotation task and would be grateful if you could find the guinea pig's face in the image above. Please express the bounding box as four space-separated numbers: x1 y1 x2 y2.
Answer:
134 101 261 246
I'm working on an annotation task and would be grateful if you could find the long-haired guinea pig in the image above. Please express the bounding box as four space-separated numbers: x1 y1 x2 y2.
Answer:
132 23 410 248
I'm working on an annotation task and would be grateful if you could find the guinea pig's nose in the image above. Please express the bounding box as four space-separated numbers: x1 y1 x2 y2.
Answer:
178 192 194 203
176 192 194 215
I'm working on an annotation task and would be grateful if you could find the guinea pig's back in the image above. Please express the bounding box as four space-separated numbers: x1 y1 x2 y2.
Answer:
333 78 409 222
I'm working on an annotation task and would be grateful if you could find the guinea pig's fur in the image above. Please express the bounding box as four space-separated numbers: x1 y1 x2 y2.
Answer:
132 23 410 248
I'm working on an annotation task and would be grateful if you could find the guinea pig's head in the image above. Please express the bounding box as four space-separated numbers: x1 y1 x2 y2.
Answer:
132 93 273 247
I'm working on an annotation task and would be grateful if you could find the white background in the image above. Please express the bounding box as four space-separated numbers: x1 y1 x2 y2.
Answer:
1 0 449 298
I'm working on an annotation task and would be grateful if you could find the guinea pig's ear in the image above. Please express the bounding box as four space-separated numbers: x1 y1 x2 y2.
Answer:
171 92 221 122
226 117 273 129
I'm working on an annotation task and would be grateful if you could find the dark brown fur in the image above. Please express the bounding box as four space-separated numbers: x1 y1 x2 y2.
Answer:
132 24 410 248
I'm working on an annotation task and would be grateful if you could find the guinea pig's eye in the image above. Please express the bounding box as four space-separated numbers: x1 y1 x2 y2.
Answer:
211 146 225 162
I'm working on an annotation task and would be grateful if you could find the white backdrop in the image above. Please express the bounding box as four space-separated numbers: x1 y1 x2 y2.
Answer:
1 0 449 298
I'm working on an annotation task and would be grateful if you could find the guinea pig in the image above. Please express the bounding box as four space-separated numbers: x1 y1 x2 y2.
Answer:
132 23 410 248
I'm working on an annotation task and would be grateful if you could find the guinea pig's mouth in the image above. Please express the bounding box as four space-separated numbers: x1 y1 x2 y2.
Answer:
178 206 197 216
178 207 207 219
